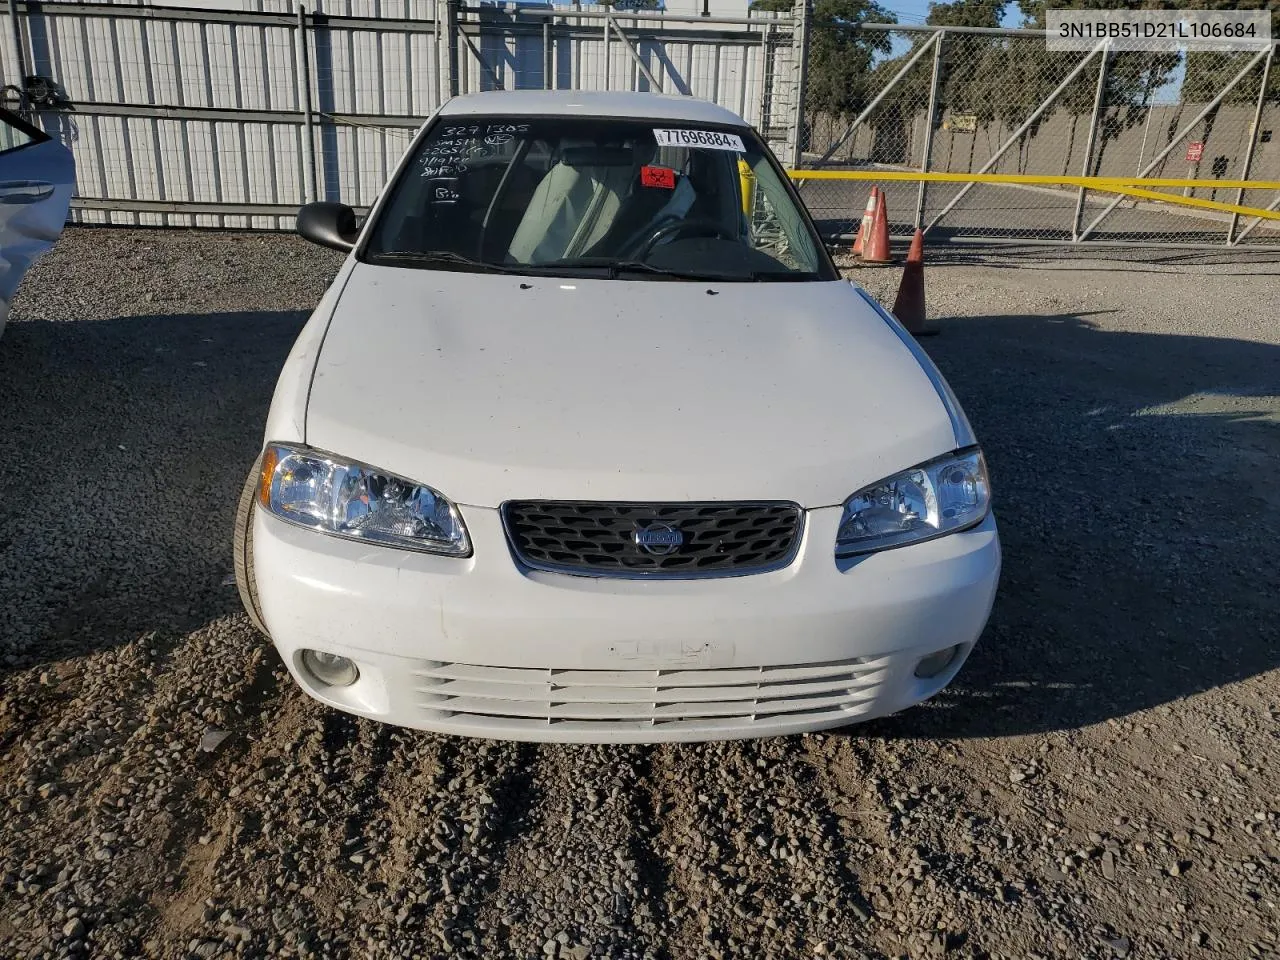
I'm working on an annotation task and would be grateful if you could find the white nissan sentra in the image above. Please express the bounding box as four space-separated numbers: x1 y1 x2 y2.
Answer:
235 90 1001 743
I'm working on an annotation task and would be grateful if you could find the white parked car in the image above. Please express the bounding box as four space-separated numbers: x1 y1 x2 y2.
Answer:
236 90 1000 743
0 107 74 338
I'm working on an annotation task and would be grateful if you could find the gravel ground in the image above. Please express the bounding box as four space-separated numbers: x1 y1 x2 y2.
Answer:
2 228 1279 960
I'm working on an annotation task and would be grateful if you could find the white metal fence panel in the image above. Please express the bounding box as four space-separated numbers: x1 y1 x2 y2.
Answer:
1 0 798 229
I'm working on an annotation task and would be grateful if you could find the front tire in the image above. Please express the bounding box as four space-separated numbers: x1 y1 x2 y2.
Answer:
233 456 270 637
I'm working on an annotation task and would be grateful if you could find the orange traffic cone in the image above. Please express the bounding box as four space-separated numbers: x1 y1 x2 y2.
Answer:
891 229 935 336
852 187 878 257
861 188 893 264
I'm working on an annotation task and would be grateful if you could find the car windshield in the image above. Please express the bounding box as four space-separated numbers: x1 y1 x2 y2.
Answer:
363 115 833 282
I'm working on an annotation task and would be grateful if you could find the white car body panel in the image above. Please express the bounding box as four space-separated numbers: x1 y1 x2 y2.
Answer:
302 268 957 508
252 90 1001 743
436 89 749 124
255 505 1000 743
262 257 359 445
0 128 75 338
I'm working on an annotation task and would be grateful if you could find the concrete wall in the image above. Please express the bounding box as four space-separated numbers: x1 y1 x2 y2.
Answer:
810 101 1280 204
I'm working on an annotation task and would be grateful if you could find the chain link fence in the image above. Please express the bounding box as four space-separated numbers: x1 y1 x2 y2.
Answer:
3 0 1276 247
793 23 1280 248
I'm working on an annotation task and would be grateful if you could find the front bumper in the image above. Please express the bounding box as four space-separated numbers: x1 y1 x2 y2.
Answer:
253 504 1001 743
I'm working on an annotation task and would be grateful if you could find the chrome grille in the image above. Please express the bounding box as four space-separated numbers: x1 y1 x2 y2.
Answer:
412 657 891 734
501 500 803 578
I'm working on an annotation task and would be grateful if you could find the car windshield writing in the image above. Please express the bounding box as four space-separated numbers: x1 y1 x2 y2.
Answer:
364 116 830 281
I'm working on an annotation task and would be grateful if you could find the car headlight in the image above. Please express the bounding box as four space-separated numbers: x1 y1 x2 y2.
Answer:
835 448 990 558
257 443 471 556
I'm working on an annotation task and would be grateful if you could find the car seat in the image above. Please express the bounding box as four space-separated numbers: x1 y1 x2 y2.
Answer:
507 143 638 264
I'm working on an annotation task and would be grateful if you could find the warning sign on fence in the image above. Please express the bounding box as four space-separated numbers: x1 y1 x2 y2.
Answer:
1185 141 1205 163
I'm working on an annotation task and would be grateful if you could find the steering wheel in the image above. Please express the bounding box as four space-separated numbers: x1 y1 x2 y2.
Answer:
632 217 737 260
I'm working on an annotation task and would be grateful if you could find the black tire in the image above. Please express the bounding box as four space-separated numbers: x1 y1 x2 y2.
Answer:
234 456 270 637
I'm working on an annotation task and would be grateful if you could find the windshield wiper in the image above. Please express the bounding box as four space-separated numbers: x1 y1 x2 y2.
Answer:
536 258 743 282
366 250 521 274
538 258 820 282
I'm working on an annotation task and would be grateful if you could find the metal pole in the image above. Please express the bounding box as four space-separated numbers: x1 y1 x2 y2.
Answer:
816 29 940 167
789 0 812 169
1078 45 1269 241
928 41 1105 233
434 0 444 106
573 0 581 90
1227 42 1274 244
914 29 944 230
519 8 795 27
543 18 551 90
460 27 503 90
551 14 559 91
602 9 610 91
1135 102 1153 174
609 17 660 92
1072 41 1110 241
1232 192 1280 244
444 0 460 98
295 2 317 204
760 21 774 133
857 21 1058 38
4 0 26 118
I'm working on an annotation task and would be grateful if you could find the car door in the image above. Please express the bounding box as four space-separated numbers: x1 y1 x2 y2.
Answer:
0 107 74 337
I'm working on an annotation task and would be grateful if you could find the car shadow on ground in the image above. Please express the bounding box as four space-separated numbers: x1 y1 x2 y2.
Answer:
0 310 307 670
855 309 1280 740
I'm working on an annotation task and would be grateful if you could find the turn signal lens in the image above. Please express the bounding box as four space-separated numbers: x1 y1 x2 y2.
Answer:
258 445 279 508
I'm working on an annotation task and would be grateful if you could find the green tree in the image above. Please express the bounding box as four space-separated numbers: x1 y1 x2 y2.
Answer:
751 0 897 118
1179 0 1278 107
928 0 1008 125
1020 0 1273 170
928 0 1005 28
808 0 897 118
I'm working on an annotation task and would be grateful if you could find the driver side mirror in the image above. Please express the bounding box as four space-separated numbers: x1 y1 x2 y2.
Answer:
297 201 359 252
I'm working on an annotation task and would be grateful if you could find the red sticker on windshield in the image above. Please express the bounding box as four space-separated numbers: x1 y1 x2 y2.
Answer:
641 165 676 189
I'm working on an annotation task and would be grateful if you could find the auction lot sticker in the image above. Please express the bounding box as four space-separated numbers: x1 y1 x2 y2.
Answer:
653 128 745 152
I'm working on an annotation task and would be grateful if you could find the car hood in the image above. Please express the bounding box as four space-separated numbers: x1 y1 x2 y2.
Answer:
304 265 958 508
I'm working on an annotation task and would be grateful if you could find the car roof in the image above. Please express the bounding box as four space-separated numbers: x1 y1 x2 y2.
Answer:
435 90 748 126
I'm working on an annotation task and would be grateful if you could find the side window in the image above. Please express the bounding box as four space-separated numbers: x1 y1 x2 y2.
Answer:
741 155 821 273
0 110 43 155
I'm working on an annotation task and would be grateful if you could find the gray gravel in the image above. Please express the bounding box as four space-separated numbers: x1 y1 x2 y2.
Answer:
2 228 1279 959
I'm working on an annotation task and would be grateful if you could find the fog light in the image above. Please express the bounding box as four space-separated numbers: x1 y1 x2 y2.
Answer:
914 644 963 680
300 649 359 687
